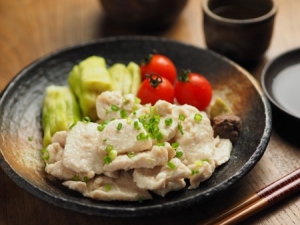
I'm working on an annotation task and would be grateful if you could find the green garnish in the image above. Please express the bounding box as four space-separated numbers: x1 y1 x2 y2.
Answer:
195 160 203 167
120 109 127 118
172 142 179 149
109 150 117 160
178 123 184 135
155 142 165 146
178 114 186 121
104 184 112 191
104 156 112 164
83 176 89 183
194 113 202 122
134 121 140 130
82 117 91 123
175 151 183 158
73 175 79 181
167 161 176 170
105 144 113 153
28 136 33 141
191 169 199 176
40 148 50 161
97 125 105 131
155 132 163 141
165 118 173 126
127 152 135 158
137 132 148 140
111 105 119 111
117 123 123 130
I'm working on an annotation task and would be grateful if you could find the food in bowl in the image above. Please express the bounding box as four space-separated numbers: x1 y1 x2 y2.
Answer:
40 54 241 201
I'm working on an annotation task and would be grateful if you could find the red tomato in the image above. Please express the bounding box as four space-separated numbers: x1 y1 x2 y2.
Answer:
174 70 212 111
137 74 174 105
140 54 177 84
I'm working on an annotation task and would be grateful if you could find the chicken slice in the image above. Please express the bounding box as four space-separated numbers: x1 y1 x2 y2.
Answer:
96 91 141 121
45 161 76 180
103 142 174 172
62 121 105 176
99 118 152 154
213 136 232 166
171 104 217 188
188 161 214 189
132 158 190 191
63 171 152 201
152 179 186 197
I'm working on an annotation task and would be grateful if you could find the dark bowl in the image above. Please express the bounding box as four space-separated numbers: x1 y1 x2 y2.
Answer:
100 0 188 30
261 48 300 143
0 36 272 217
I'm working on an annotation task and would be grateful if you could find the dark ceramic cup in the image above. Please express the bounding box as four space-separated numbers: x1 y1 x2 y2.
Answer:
202 0 277 63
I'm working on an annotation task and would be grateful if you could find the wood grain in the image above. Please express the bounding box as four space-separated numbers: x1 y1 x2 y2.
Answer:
1 0 300 224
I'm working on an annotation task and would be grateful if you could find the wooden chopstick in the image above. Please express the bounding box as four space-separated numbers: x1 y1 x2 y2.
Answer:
199 167 300 225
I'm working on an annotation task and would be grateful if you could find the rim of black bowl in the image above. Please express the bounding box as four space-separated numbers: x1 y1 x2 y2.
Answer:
0 36 272 217
261 47 300 120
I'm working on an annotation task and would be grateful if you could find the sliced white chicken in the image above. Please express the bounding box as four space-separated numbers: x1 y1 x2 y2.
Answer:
62 121 105 176
98 118 152 154
133 158 190 192
63 171 152 201
103 142 175 172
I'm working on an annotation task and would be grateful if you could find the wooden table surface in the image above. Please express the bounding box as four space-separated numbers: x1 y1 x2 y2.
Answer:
1 0 300 224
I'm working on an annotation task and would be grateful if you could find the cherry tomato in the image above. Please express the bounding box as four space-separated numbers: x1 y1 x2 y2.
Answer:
137 74 174 105
140 54 177 84
174 70 212 111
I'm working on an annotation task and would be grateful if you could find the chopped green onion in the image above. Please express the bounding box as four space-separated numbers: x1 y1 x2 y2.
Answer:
172 142 179 149
167 161 176 170
28 136 33 141
73 175 79 181
137 132 148 140
117 123 123 130
111 105 119 111
133 111 137 116
155 142 165 146
155 132 163 141
120 109 127 118
83 176 89 183
105 144 113 153
195 160 203 167
191 169 199 176
178 123 184 135
105 109 110 114
194 113 202 122
109 150 117 160
82 117 91 123
175 151 183 158
104 184 112 191
97 125 105 131
127 151 135 158
165 118 173 126
179 114 186 121
104 156 112 164
134 121 140 130
41 148 50 161
103 138 107 142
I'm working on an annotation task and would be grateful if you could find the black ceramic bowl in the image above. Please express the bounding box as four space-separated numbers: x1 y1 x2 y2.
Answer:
261 48 300 142
0 36 271 217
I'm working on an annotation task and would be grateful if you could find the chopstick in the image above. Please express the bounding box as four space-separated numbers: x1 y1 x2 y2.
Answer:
199 167 300 225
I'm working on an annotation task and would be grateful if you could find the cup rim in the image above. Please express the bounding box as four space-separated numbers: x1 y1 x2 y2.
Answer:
202 0 278 24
